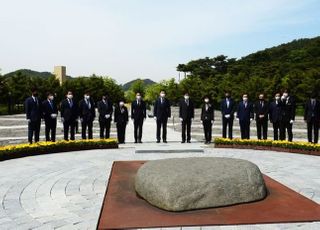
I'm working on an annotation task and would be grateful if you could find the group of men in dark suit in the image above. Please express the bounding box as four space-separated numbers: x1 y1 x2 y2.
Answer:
24 88 320 145
219 90 320 143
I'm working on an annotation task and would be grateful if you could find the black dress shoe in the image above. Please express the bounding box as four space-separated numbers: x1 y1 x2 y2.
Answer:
187 140 191 143
134 140 138 143
138 140 142 143
163 140 167 143
181 141 185 143
156 140 160 143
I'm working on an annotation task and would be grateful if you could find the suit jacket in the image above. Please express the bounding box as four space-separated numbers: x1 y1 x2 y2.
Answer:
131 100 146 121
254 100 269 121
25 96 42 122
60 98 79 122
269 100 283 123
220 98 235 118
97 99 113 121
42 99 58 121
304 99 320 122
114 106 128 124
79 98 96 122
201 103 214 121
179 98 194 120
237 101 254 122
281 96 296 122
153 97 171 121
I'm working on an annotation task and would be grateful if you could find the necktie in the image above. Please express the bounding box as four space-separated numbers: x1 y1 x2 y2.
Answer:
186 100 189 106
69 99 73 108
226 99 229 109
49 100 53 109
245 102 247 108
87 99 91 109
161 98 163 104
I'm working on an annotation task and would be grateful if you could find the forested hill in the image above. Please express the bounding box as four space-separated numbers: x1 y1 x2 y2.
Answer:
176 36 320 105
232 36 320 76
4 69 55 79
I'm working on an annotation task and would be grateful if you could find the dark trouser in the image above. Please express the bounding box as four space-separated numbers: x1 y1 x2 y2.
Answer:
63 120 76 141
239 120 250 139
307 117 319 143
272 121 281 140
28 120 41 144
181 119 192 142
280 121 293 142
99 118 111 138
203 120 212 142
81 119 93 139
116 122 127 143
256 118 268 140
45 119 57 142
134 119 144 142
222 117 233 139
156 118 168 141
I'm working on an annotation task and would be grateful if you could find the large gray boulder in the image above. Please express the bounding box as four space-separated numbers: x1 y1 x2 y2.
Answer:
135 157 267 211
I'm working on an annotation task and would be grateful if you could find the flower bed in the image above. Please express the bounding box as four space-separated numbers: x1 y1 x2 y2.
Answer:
0 139 118 161
213 138 320 156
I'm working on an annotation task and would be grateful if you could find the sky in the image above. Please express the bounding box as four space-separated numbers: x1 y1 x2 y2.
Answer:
1 0 319 84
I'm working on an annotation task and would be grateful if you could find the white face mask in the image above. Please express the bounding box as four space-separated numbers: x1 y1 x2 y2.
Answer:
85 95 90 99
204 99 209 103
160 93 165 98
49 96 54 100
136 96 141 100
243 97 248 101
184 96 189 100
283 93 288 98
67 94 73 99
275 96 280 100
119 102 124 106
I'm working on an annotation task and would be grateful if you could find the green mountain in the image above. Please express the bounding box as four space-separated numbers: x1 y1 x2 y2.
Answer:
176 36 320 104
232 36 320 76
4 69 72 79
4 69 55 79
122 78 156 91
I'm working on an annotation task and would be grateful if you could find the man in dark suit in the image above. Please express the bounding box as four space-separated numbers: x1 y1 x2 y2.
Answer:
280 90 296 142
25 87 42 144
254 93 269 140
269 93 283 140
237 94 254 139
179 92 194 143
97 94 113 139
60 91 79 141
114 100 128 144
131 92 146 143
304 92 320 143
42 92 58 142
153 90 171 143
79 91 95 139
201 96 214 144
220 91 235 139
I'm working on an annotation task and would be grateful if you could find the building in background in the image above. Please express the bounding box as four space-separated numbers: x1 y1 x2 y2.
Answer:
54 66 66 85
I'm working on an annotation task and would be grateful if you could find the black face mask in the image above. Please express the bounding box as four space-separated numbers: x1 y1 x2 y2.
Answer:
225 95 230 98
259 98 264 101
33 93 38 97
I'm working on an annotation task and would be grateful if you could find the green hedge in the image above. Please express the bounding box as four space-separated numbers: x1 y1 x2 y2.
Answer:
0 139 118 161
214 138 320 152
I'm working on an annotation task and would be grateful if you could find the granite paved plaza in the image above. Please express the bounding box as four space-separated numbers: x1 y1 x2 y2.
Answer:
0 115 319 229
